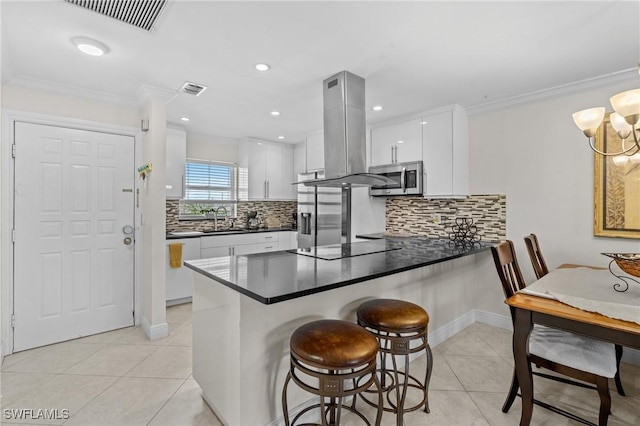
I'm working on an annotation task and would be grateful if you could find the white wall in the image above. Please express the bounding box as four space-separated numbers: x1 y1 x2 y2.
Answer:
469 80 640 290
186 132 238 163
2 85 139 128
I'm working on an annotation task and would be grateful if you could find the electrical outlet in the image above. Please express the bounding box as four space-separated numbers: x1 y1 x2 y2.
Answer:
433 214 441 224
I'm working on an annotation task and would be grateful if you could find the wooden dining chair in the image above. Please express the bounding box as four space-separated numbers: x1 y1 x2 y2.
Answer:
492 240 619 426
524 234 548 280
523 233 626 397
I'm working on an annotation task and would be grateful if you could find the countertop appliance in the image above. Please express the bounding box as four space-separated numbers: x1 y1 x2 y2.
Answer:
297 171 346 248
369 160 424 196
290 240 400 260
246 210 259 229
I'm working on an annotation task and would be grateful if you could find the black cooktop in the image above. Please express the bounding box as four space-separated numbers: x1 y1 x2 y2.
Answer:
288 240 400 260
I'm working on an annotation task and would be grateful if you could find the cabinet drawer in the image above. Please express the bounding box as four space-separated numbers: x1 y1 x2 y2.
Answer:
201 233 259 248
255 233 279 243
256 242 278 253
201 246 231 258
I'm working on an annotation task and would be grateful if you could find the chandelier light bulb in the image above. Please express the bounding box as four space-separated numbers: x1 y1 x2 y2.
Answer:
572 107 605 137
611 155 629 166
609 112 632 139
610 89 640 126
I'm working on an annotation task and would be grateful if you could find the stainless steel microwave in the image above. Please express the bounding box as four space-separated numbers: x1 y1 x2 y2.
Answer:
369 161 423 196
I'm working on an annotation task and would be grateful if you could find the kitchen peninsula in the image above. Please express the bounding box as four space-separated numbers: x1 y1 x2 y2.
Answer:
185 237 492 425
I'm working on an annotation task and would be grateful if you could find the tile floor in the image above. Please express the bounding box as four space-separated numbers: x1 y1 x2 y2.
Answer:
1 304 638 425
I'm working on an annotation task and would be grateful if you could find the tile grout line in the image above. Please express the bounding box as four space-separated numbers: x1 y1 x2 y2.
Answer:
144 377 190 426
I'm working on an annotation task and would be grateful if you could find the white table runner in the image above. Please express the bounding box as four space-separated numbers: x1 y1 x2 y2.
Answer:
519 267 640 325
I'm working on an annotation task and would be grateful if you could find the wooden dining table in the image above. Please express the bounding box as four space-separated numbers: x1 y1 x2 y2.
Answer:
506 265 640 426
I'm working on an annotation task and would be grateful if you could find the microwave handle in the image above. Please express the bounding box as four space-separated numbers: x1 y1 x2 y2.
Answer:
401 167 406 193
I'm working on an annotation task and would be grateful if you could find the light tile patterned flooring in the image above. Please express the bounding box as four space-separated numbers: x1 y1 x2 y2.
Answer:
1 304 638 425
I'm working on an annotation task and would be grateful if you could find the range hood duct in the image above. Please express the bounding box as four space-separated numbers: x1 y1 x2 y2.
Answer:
303 71 394 188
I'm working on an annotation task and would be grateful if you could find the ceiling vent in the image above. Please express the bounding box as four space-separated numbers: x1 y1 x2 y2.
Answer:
179 82 208 96
63 0 168 32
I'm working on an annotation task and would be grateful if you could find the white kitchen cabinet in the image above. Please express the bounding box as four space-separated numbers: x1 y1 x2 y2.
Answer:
276 231 297 251
370 119 423 166
305 132 324 171
239 138 295 200
165 237 201 302
422 105 468 197
200 232 281 257
293 142 306 179
166 128 186 199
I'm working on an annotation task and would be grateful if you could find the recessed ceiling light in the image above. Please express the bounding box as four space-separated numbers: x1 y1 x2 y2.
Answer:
270 111 280 116
277 136 285 139
71 36 109 56
372 105 383 111
420 121 427 125
255 63 270 71
180 117 190 122
397 140 404 144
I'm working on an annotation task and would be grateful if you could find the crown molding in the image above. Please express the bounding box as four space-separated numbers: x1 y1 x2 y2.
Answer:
136 84 178 106
5 75 139 107
465 68 640 116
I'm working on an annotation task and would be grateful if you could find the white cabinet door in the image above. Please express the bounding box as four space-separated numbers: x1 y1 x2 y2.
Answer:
201 246 231 258
166 128 186 199
306 132 324 171
293 143 306 177
266 144 295 200
241 139 295 200
166 237 201 301
371 119 422 166
246 141 267 200
422 105 468 197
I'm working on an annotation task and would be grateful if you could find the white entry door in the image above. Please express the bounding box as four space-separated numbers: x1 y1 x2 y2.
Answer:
13 122 135 351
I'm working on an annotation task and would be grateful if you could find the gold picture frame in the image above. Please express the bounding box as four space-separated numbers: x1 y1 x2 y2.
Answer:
593 113 640 238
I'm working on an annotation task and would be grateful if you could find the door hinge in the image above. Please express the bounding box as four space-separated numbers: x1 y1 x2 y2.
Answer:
12 144 16 158
11 314 15 327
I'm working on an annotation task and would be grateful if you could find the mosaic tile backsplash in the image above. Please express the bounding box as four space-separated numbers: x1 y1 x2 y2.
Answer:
385 194 506 242
167 194 506 241
166 200 297 232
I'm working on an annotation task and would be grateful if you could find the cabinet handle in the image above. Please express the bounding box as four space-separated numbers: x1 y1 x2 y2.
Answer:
264 180 267 198
390 146 394 163
267 180 270 198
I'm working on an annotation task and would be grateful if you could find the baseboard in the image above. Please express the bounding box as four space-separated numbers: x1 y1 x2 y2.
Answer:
475 310 512 331
429 310 476 348
166 297 192 307
140 315 169 341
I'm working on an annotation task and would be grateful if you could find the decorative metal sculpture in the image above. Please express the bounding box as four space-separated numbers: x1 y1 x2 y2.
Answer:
601 253 640 292
448 217 481 246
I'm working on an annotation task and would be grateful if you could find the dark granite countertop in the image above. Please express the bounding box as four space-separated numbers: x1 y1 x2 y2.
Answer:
184 237 493 304
166 227 296 239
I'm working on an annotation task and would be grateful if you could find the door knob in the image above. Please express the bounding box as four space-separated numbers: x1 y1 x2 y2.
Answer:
123 237 133 245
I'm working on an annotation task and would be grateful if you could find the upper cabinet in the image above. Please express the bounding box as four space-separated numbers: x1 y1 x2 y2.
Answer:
305 132 324 171
369 104 468 198
166 128 186 199
293 142 306 180
239 138 295 201
370 119 423 166
421 105 468 197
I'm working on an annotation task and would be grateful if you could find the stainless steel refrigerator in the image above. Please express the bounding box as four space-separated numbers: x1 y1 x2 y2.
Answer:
297 171 350 248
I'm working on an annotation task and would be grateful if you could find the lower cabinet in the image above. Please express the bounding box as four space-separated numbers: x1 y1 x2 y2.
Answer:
165 237 201 303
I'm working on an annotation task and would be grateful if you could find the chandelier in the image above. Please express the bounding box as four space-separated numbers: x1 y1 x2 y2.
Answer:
572 88 640 160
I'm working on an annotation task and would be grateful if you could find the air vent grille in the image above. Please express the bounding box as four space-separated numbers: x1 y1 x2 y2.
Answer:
179 82 208 96
64 0 168 32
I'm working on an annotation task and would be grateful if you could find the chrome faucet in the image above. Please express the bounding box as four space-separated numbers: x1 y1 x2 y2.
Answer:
214 206 228 231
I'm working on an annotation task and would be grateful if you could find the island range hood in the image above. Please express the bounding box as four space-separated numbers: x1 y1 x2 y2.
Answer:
303 71 395 187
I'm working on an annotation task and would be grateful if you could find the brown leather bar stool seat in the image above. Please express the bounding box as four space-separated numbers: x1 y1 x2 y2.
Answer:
282 319 383 426
357 299 433 426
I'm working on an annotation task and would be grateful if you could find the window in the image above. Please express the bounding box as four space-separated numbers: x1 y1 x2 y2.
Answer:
179 160 247 219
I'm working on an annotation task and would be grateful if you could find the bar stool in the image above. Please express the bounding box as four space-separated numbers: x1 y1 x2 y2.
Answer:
356 299 432 426
282 319 383 426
